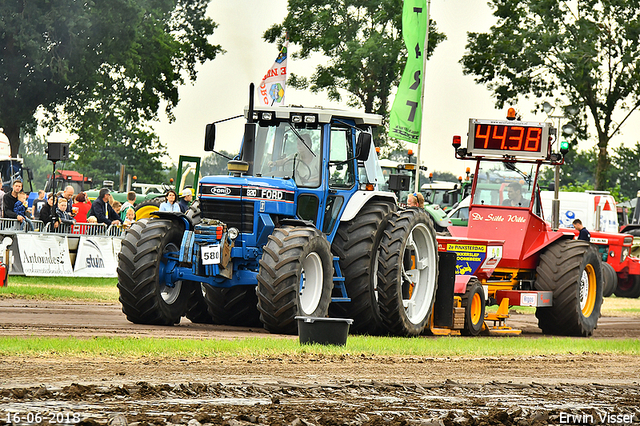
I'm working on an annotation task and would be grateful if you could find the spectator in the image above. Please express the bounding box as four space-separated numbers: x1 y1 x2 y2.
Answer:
3 180 24 225
112 201 122 215
159 190 180 212
407 192 425 209
123 206 136 227
56 197 75 226
62 185 75 215
39 193 56 229
179 188 193 213
573 218 591 242
87 188 121 226
0 185 7 218
73 192 91 223
14 191 35 231
32 190 47 220
120 191 137 221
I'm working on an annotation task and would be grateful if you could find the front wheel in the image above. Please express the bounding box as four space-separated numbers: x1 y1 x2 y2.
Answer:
117 219 191 325
461 279 485 336
535 240 603 336
377 209 438 336
256 226 334 334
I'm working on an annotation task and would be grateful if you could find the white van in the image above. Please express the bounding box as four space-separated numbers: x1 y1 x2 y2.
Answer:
539 191 619 233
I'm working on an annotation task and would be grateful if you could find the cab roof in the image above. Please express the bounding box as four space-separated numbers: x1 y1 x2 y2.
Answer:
244 105 383 126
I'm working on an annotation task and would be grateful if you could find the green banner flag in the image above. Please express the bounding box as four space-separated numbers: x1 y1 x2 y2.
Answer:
389 0 428 144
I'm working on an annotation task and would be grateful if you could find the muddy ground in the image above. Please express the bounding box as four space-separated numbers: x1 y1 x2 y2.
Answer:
1 299 639 426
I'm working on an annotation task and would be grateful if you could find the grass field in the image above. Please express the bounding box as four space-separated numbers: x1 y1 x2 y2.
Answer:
0 276 118 301
1 276 639 358
0 335 638 357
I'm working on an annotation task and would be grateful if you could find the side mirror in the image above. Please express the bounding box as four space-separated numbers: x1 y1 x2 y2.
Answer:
204 123 216 152
355 133 372 161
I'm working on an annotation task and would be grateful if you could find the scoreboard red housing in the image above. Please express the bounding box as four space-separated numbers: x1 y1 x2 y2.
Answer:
467 119 552 159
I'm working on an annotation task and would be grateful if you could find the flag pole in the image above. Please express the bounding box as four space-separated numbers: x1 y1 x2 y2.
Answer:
414 0 430 193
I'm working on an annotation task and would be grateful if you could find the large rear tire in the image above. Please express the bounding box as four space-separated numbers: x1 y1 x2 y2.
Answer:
329 200 396 334
256 226 334 334
203 285 262 327
535 240 603 336
134 197 164 220
613 275 640 298
461 278 485 336
377 209 439 336
602 262 618 298
117 219 191 325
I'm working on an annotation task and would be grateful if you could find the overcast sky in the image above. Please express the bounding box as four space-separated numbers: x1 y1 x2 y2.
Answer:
152 0 638 177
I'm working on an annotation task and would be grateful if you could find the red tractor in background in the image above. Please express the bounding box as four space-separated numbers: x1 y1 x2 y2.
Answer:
448 112 604 336
45 170 93 194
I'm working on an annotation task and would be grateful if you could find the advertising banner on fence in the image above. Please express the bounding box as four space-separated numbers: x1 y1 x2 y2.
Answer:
74 236 118 277
16 234 74 276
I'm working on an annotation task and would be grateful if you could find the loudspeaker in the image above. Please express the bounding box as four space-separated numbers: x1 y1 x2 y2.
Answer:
47 142 69 162
387 174 411 192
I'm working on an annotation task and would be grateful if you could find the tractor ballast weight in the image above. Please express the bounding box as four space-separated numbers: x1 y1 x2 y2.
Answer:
448 116 604 336
117 86 440 337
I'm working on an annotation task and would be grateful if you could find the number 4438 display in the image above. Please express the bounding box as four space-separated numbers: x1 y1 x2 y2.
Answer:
467 118 551 159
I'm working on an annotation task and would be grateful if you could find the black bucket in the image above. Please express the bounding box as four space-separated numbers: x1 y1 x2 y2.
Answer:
295 316 353 346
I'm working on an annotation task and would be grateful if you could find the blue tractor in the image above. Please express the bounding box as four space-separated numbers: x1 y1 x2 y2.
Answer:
117 92 440 336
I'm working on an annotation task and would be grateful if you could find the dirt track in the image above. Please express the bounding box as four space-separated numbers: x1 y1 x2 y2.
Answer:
1 299 639 425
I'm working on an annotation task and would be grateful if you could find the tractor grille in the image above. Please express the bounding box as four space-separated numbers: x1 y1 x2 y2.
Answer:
200 198 254 234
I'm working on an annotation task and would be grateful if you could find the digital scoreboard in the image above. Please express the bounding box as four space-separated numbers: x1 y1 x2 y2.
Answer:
467 119 551 159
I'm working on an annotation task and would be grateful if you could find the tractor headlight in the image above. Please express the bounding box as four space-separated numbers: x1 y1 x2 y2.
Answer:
228 227 239 241
621 248 629 262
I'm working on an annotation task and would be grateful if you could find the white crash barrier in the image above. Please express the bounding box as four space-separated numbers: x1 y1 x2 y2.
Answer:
0 218 127 277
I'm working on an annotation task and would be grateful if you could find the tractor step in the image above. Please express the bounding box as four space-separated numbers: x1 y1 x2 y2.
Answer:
331 257 350 303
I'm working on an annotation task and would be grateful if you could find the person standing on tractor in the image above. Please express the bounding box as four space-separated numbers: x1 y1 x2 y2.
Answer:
503 182 527 207
179 188 193 213
573 218 591 242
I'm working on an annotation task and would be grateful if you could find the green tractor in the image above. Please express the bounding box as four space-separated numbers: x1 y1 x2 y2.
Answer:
378 158 451 232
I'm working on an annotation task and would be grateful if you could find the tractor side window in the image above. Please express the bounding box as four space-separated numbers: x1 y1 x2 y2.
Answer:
451 207 469 220
322 195 344 233
329 127 354 188
297 194 319 225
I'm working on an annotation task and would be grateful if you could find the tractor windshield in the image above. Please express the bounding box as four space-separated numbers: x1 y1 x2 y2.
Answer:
253 121 322 188
472 162 533 208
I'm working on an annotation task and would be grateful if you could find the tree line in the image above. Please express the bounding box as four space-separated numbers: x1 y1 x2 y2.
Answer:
2 0 640 199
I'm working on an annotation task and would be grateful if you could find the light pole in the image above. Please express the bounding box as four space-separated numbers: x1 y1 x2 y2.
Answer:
543 102 577 230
